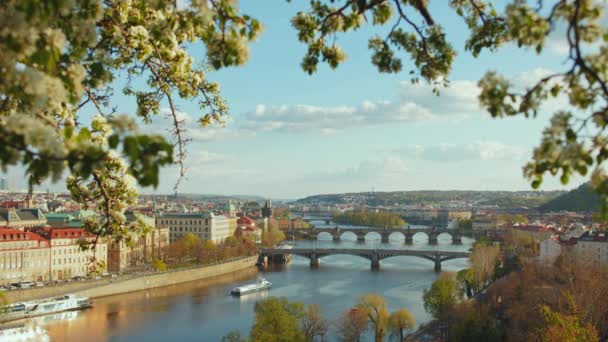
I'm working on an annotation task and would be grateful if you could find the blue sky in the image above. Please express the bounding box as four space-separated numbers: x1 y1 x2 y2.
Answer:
4 1 588 198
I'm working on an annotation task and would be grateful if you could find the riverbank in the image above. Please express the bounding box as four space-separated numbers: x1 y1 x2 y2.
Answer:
4 256 258 303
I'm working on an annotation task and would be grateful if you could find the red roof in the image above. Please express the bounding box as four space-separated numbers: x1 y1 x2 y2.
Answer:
0 228 47 242
0 201 23 209
28 227 95 239
513 225 551 233
237 216 255 225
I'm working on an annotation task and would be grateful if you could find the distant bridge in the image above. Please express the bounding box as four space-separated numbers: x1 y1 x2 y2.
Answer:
259 247 470 271
286 226 463 245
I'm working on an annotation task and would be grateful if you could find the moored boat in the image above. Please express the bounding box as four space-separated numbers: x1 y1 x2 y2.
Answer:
231 277 271 296
0 294 92 323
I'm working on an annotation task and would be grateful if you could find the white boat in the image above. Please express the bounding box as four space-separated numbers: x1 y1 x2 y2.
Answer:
1 294 92 323
231 278 272 296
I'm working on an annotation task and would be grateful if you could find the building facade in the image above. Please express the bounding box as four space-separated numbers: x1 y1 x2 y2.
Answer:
574 231 608 268
31 228 107 281
157 212 237 243
0 229 50 285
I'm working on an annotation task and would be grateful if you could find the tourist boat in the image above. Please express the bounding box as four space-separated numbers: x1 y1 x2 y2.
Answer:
230 277 272 296
0 294 92 323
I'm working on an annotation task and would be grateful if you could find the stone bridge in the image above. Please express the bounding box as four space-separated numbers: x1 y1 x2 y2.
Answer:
287 226 463 245
259 247 470 271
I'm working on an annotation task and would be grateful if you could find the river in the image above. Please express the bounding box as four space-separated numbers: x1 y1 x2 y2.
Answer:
9 227 474 342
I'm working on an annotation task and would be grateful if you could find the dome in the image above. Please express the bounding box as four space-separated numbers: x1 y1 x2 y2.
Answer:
223 200 236 211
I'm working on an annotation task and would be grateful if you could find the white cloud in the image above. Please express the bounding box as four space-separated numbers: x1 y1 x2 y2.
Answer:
239 80 482 134
392 141 527 162
303 156 409 183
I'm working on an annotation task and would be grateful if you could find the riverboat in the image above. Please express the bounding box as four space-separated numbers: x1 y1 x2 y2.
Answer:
230 278 271 296
0 294 92 323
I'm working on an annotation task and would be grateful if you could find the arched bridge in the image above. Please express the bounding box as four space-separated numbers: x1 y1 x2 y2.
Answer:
259 247 470 272
288 226 463 245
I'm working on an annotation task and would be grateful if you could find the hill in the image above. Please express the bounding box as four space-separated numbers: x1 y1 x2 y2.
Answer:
538 183 600 213
294 190 564 209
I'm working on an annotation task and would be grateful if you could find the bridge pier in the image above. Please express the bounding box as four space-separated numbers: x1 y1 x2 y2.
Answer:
434 254 442 272
310 253 320 268
428 234 438 245
257 254 268 267
452 235 462 245
332 233 341 242
381 233 390 244
356 232 366 243
325 219 330 224
404 234 413 245
371 254 380 270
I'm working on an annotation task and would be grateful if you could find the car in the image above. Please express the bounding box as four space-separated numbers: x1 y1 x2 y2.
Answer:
34 282 45 287
72 276 85 281
19 281 35 289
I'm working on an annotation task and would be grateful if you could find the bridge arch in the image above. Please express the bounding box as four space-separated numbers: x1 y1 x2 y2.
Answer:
387 231 406 242
316 232 333 240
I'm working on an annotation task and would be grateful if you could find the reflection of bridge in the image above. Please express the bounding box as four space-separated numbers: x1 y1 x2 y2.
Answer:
259 248 470 271
287 226 463 245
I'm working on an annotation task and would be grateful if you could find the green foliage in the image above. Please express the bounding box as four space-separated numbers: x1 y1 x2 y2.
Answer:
153 259 167 272
262 227 286 247
251 297 306 342
539 304 599 342
332 210 405 228
222 331 248 342
539 182 601 213
458 218 472 231
423 273 461 320
448 304 503 342
0 0 262 248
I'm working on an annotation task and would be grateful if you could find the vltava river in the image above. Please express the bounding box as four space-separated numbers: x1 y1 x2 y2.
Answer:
14 232 473 342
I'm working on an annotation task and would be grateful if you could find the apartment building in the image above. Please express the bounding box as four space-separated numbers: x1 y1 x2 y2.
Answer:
157 212 237 243
0 229 50 284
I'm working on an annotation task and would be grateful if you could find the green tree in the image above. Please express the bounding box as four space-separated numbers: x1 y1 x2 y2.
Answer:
388 308 415 342
357 294 389 342
153 259 167 272
250 297 305 342
423 273 461 321
539 305 599 342
222 331 248 342
5 0 608 252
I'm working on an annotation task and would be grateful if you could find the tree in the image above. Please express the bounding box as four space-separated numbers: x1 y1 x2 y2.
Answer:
182 233 201 259
356 294 389 342
289 0 608 217
539 305 599 342
5 0 608 252
222 331 248 342
300 304 329 342
262 227 286 247
250 297 305 342
423 273 461 321
153 259 167 272
388 308 415 342
335 308 369 342
470 243 501 289
0 0 263 250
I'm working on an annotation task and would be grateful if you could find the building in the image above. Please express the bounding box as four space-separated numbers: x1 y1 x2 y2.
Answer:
106 213 158 273
0 177 7 191
0 229 50 285
539 236 562 263
30 227 107 281
157 212 237 243
0 208 47 229
574 231 608 268
236 216 262 243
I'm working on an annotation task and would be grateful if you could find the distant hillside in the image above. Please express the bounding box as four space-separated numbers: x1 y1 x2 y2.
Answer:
538 183 600 213
294 190 564 208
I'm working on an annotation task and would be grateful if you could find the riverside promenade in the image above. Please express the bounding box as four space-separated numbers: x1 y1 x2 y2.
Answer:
4 256 258 303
